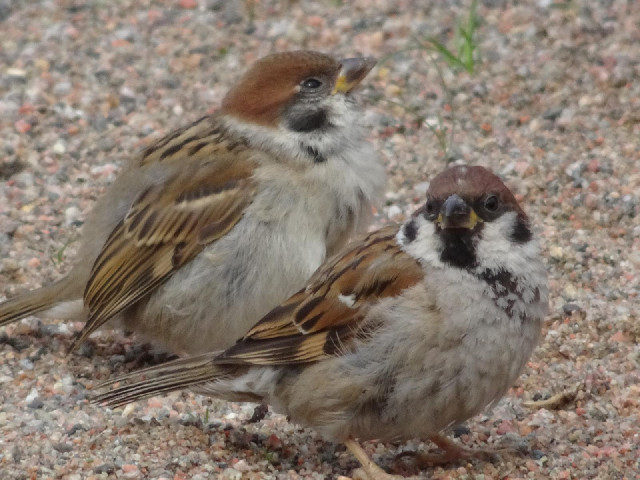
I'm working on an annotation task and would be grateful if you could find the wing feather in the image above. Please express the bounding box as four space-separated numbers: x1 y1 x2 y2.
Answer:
69 118 257 351
216 226 424 366
93 226 425 408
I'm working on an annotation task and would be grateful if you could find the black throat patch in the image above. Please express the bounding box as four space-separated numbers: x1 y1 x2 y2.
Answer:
438 229 478 269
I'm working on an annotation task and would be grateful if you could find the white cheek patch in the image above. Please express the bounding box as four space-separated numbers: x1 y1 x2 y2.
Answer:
474 211 548 308
398 215 443 266
222 96 367 167
475 212 540 274
399 211 544 277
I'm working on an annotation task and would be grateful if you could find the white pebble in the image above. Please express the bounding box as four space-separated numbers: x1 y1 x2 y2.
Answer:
549 246 564 260
413 181 429 195
563 284 578 300
52 140 66 154
122 403 136 417
7 67 27 78
25 387 39 404
65 206 82 225
387 205 402 219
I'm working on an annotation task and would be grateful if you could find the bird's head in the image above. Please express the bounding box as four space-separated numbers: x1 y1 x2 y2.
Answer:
402 165 533 270
221 50 376 132
220 51 376 164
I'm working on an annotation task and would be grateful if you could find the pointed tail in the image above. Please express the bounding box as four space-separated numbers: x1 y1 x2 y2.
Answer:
0 279 75 327
92 353 226 408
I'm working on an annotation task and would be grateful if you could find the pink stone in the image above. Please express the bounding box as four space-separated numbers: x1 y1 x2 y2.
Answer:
14 119 32 133
496 420 514 435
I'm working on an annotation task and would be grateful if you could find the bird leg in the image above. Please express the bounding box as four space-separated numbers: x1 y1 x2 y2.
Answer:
395 433 508 469
345 438 404 480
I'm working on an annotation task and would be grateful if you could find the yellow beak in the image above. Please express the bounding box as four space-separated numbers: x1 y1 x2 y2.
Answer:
332 57 377 94
437 194 482 230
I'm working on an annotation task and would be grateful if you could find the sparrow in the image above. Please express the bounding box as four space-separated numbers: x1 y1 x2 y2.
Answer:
94 165 549 479
0 50 385 355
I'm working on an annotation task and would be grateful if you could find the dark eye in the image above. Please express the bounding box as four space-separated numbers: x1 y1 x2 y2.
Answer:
424 199 438 217
484 195 499 212
301 78 322 89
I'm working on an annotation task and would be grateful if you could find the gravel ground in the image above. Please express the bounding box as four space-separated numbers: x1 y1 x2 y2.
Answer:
1 1 639 479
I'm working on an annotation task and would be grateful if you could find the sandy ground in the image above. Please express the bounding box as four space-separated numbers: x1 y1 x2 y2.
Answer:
1 1 639 479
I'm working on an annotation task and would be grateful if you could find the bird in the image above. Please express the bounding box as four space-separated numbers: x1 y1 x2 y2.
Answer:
94 165 549 479
0 50 386 355
0 51 385 355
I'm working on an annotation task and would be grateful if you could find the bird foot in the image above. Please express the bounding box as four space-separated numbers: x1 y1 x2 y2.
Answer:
394 433 514 470
344 439 409 480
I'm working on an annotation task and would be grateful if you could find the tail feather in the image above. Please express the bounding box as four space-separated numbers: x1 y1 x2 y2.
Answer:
0 279 75 327
93 353 225 408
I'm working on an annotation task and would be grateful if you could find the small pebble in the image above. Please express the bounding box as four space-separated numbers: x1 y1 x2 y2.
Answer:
53 442 74 453
121 464 141 479
221 468 242 480
1 3 639 480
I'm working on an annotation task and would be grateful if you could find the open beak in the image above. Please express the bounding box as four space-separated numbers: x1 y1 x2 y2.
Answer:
332 57 377 94
437 194 481 230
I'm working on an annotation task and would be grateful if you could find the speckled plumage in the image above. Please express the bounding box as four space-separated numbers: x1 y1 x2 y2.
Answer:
95 166 548 479
0 51 385 356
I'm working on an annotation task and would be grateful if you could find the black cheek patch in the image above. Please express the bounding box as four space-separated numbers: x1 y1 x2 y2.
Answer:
402 220 418 243
511 216 532 244
287 109 328 132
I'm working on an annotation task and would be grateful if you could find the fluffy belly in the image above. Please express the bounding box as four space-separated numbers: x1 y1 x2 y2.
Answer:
123 223 326 355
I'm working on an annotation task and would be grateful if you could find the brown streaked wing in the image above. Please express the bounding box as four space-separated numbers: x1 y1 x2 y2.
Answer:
70 150 257 351
136 115 249 168
216 225 425 366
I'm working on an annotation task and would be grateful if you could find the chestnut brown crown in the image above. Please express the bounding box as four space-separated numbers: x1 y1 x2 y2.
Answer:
425 165 527 221
221 51 342 127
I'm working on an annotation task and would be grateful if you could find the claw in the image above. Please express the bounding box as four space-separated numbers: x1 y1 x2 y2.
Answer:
344 439 407 480
394 433 518 471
